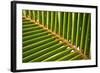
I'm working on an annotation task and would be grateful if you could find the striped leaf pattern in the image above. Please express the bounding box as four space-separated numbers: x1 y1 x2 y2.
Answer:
22 10 91 63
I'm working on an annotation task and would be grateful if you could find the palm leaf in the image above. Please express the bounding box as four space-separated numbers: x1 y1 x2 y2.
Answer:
22 10 91 63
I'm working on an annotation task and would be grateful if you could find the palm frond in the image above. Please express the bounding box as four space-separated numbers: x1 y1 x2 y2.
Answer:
22 10 91 63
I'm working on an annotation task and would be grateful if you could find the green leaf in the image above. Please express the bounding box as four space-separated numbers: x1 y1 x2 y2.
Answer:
71 13 78 45
22 10 91 63
67 12 72 41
